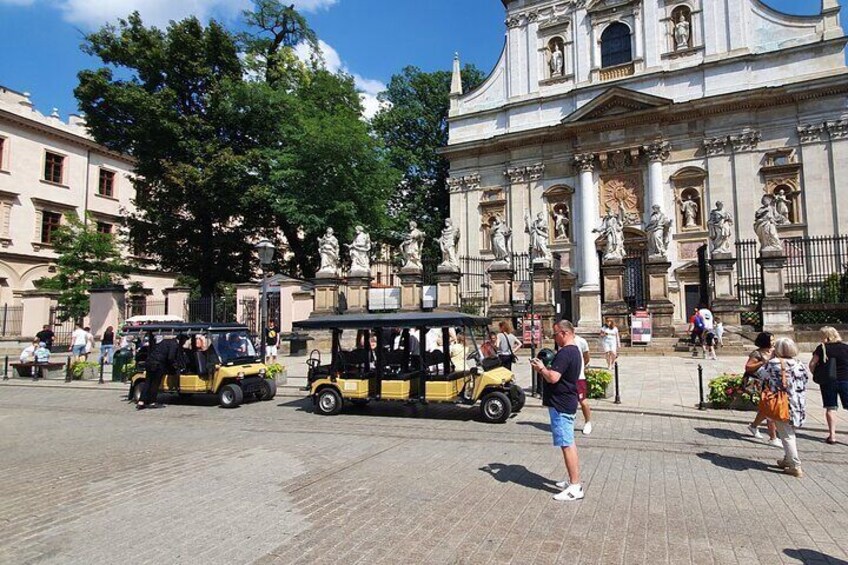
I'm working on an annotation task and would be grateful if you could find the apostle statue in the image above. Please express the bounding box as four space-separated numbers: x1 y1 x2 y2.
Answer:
525 210 552 264
594 207 626 262
490 214 512 263
553 204 570 241
707 201 734 255
754 194 788 253
674 13 691 50
439 218 461 270
645 205 673 258
550 43 564 77
774 189 791 221
317 227 340 275
346 225 372 275
400 220 425 271
678 194 700 228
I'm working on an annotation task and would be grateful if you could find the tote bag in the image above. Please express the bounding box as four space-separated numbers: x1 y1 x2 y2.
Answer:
813 343 838 386
760 360 790 422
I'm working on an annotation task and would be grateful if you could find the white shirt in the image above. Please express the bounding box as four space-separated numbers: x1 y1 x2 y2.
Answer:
425 328 441 353
699 308 715 331
497 333 522 356
71 328 88 347
573 335 589 381
20 345 36 363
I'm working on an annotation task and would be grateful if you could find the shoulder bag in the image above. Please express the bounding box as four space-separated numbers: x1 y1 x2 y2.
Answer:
502 333 518 364
760 360 790 422
813 343 838 385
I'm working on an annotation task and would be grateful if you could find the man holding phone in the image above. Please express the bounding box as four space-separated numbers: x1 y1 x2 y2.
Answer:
530 320 584 501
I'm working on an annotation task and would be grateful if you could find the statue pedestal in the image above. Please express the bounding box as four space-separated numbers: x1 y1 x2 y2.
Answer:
488 262 514 323
600 261 629 332
398 269 423 312
645 258 675 337
435 267 461 311
345 275 371 314
710 253 741 326
312 274 341 317
757 251 793 332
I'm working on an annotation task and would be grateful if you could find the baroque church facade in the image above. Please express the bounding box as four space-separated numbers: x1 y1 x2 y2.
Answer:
445 0 848 332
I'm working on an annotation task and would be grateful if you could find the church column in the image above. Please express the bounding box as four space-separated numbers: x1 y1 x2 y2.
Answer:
574 153 601 328
643 141 670 222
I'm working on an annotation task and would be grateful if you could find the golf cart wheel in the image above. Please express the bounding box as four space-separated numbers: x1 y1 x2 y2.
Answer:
315 387 343 416
218 383 244 408
258 379 277 401
481 391 512 424
511 387 526 412
132 381 147 404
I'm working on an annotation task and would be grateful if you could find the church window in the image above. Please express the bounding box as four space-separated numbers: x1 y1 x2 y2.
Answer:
601 23 632 68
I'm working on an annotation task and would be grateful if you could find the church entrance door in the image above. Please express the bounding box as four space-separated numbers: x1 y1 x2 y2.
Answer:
623 232 648 311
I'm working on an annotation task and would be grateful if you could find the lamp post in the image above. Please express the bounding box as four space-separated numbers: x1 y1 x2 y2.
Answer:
255 239 276 360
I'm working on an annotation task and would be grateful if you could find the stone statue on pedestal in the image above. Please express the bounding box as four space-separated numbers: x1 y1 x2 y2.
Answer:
678 194 700 228
674 14 691 50
400 220 425 271
317 227 340 275
594 207 626 262
490 214 512 263
645 205 673 258
525 210 552 264
708 201 734 255
754 194 788 253
346 225 372 275
553 204 570 241
550 44 564 77
439 219 461 270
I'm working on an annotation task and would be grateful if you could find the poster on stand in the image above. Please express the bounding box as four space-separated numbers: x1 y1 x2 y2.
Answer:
631 310 653 346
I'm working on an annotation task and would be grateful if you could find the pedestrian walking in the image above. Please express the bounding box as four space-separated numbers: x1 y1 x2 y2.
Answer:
83 326 94 361
99 326 115 365
755 337 810 478
70 323 87 360
704 328 718 360
573 333 593 435
809 326 848 445
530 320 584 501
746 332 780 446
496 321 522 371
599 318 620 370
714 318 724 347
688 308 703 357
137 335 188 410
265 320 280 364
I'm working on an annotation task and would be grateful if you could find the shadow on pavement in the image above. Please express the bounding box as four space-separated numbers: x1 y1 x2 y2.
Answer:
516 421 551 433
784 548 848 564
479 463 559 494
696 451 771 472
277 396 479 422
694 427 763 443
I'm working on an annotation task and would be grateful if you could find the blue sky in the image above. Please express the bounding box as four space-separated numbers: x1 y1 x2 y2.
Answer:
0 0 828 119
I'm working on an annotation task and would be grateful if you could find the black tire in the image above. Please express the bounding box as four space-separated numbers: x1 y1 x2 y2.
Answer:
218 383 244 408
350 398 370 407
480 391 512 424
132 381 147 404
315 387 343 416
258 379 277 401
511 386 526 412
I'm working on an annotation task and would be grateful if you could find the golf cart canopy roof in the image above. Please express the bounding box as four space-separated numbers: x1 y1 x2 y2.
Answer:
294 312 490 331
121 323 250 334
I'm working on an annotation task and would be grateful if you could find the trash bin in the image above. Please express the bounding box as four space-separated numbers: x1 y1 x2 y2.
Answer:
112 348 134 382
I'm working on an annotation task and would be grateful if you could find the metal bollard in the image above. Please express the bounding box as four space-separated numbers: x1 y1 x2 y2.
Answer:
3 355 8 380
65 357 72 383
98 360 104 385
614 361 621 405
698 364 706 411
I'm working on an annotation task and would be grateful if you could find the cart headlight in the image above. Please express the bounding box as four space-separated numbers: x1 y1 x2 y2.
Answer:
258 369 267 377
237 372 245 379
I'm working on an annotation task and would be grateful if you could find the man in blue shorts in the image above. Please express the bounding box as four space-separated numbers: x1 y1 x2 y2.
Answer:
530 320 584 501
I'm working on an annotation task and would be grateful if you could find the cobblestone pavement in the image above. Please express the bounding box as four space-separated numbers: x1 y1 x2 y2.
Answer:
1 375 847 565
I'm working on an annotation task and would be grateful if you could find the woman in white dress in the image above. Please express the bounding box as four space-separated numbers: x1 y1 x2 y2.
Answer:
599 319 621 370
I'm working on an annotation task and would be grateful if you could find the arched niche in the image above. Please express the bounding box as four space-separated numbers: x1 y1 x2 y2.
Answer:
671 5 693 51
543 185 574 243
670 167 707 231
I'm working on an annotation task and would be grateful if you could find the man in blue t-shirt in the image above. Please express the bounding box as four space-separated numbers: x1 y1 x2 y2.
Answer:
529 320 585 501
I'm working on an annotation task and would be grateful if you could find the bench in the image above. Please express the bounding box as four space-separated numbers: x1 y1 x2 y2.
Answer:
10 362 66 380
280 333 313 356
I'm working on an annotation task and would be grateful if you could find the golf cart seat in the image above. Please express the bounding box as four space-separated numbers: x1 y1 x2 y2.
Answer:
428 370 472 382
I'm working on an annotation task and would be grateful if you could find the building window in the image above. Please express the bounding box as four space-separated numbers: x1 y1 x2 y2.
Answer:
98 169 115 197
41 211 62 244
0 137 5 170
96 221 113 235
601 23 632 68
44 152 64 184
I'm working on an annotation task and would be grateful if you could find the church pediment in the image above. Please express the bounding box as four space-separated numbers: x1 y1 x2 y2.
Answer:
562 87 673 124
587 0 641 15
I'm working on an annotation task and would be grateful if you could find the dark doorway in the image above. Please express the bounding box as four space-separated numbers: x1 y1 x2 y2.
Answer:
685 284 701 317
559 290 573 323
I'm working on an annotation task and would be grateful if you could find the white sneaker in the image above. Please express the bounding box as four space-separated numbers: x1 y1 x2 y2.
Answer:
553 484 584 502
583 422 593 435
747 424 763 439
768 438 783 448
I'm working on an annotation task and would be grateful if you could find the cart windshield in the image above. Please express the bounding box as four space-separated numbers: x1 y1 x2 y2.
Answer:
212 331 259 365
466 323 500 366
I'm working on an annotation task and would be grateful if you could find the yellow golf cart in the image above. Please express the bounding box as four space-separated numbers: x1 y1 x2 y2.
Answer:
124 323 276 408
293 312 525 423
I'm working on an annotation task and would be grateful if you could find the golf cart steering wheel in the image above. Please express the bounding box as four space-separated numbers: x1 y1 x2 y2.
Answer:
466 349 481 361
306 349 322 369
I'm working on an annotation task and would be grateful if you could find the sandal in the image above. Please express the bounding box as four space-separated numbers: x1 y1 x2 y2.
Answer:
826 437 837 445
136 403 146 410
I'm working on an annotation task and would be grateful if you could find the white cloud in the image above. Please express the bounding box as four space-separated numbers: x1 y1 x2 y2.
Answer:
3 0 337 28
295 40 387 119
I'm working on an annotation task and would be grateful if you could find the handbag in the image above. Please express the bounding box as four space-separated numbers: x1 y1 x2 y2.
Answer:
502 332 518 364
760 360 790 422
813 343 838 385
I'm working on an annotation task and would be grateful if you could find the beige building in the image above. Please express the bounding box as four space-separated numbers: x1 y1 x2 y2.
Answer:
0 86 176 310
445 0 848 332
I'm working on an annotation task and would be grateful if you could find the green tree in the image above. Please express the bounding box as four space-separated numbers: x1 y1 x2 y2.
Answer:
38 215 130 323
372 65 486 253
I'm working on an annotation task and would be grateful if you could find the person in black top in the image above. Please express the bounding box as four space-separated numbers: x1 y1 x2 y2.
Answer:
35 325 54 351
809 326 848 444
99 326 115 365
137 335 189 410
529 320 585 502
265 320 280 364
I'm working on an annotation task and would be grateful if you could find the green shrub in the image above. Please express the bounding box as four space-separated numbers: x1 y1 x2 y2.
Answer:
70 361 100 381
586 368 613 399
265 363 285 380
708 373 759 409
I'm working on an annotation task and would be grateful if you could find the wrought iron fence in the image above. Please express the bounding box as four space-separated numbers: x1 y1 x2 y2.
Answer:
0 304 23 337
125 298 167 319
735 240 762 308
49 307 77 346
185 295 238 324
239 297 258 334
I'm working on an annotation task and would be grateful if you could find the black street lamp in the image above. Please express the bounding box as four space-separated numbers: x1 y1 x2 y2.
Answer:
255 239 276 360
